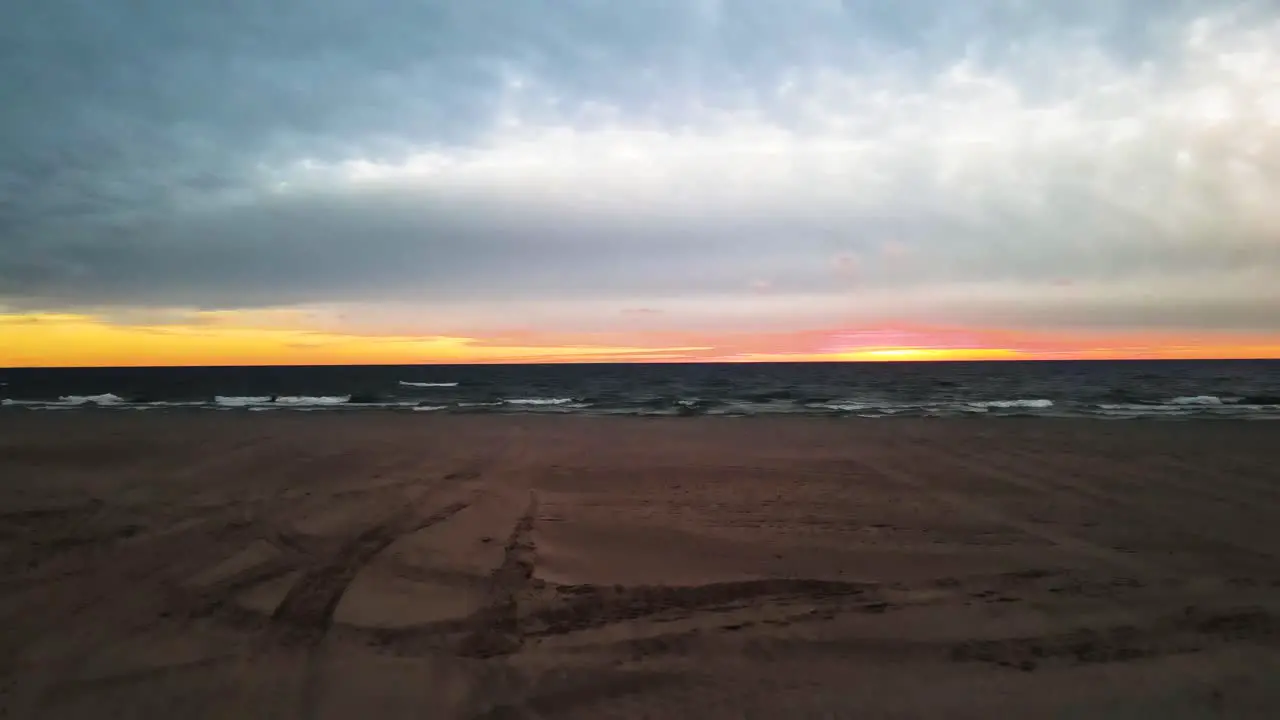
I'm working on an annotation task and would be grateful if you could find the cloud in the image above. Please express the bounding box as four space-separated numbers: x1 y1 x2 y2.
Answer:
2 1 1279 335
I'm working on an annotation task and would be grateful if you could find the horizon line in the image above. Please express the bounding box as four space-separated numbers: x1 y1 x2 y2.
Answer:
5 356 1280 371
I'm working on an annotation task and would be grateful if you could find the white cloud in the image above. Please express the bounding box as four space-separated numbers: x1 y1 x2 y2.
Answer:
275 9 1280 281
5 2 1280 333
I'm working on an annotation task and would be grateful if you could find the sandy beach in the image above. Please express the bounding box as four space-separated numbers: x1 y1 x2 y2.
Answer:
2 413 1279 718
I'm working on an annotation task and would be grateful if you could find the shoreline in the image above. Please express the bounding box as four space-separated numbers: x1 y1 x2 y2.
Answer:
5 405 1280 421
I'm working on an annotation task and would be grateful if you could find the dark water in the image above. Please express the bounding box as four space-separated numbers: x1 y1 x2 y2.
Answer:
3 360 1280 419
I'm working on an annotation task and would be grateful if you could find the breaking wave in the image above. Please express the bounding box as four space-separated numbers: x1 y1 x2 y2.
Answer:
215 396 274 407
59 393 126 406
1168 395 1225 405
967 399 1054 409
272 396 350 406
502 397 575 406
215 395 350 407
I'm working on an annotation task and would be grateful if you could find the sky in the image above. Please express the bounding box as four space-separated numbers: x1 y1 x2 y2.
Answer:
2 0 1279 366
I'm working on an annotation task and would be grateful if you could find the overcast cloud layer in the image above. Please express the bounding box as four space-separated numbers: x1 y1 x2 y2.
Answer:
3 0 1279 334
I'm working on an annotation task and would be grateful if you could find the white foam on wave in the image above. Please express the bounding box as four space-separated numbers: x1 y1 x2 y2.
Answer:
1094 402 1280 418
503 398 574 406
412 405 448 412
147 400 208 407
59 393 125 406
215 396 274 407
216 395 350 407
1095 406 1192 417
810 401 875 412
1169 395 1224 405
811 401 921 413
1098 403 1183 412
272 395 349 406
398 381 458 387
968 399 1054 409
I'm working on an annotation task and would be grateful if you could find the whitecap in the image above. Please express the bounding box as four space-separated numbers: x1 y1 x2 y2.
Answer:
215 396 274 407
59 393 125 406
412 405 448 412
503 398 574 406
2 399 53 408
145 400 207 407
1097 403 1186 413
967 399 1054 409
272 395 350 406
810 401 923 413
1169 395 1223 405
809 402 875 412
398 381 458 387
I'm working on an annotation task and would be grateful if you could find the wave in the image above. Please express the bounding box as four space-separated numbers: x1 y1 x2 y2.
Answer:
1097 403 1189 413
967 399 1055 409
272 395 349 406
215 396 274 407
59 393 126 406
809 399 1054 414
503 397 575 406
4 384 1279 420
215 395 350 407
808 400 922 413
809 401 874 412
1169 395 1225 405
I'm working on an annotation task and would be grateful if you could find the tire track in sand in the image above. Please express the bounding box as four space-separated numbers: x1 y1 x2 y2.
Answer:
458 490 539 658
268 495 473 645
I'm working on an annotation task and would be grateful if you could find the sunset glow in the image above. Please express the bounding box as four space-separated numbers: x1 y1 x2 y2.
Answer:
4 313 1277 367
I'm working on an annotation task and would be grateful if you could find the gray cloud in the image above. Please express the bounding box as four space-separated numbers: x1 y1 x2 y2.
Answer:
2 1 1279 333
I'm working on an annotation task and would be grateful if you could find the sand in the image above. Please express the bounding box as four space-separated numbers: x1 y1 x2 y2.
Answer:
2 413 1279 718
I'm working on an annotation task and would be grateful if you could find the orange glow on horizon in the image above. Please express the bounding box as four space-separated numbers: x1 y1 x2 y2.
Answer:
2 313 1278 367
